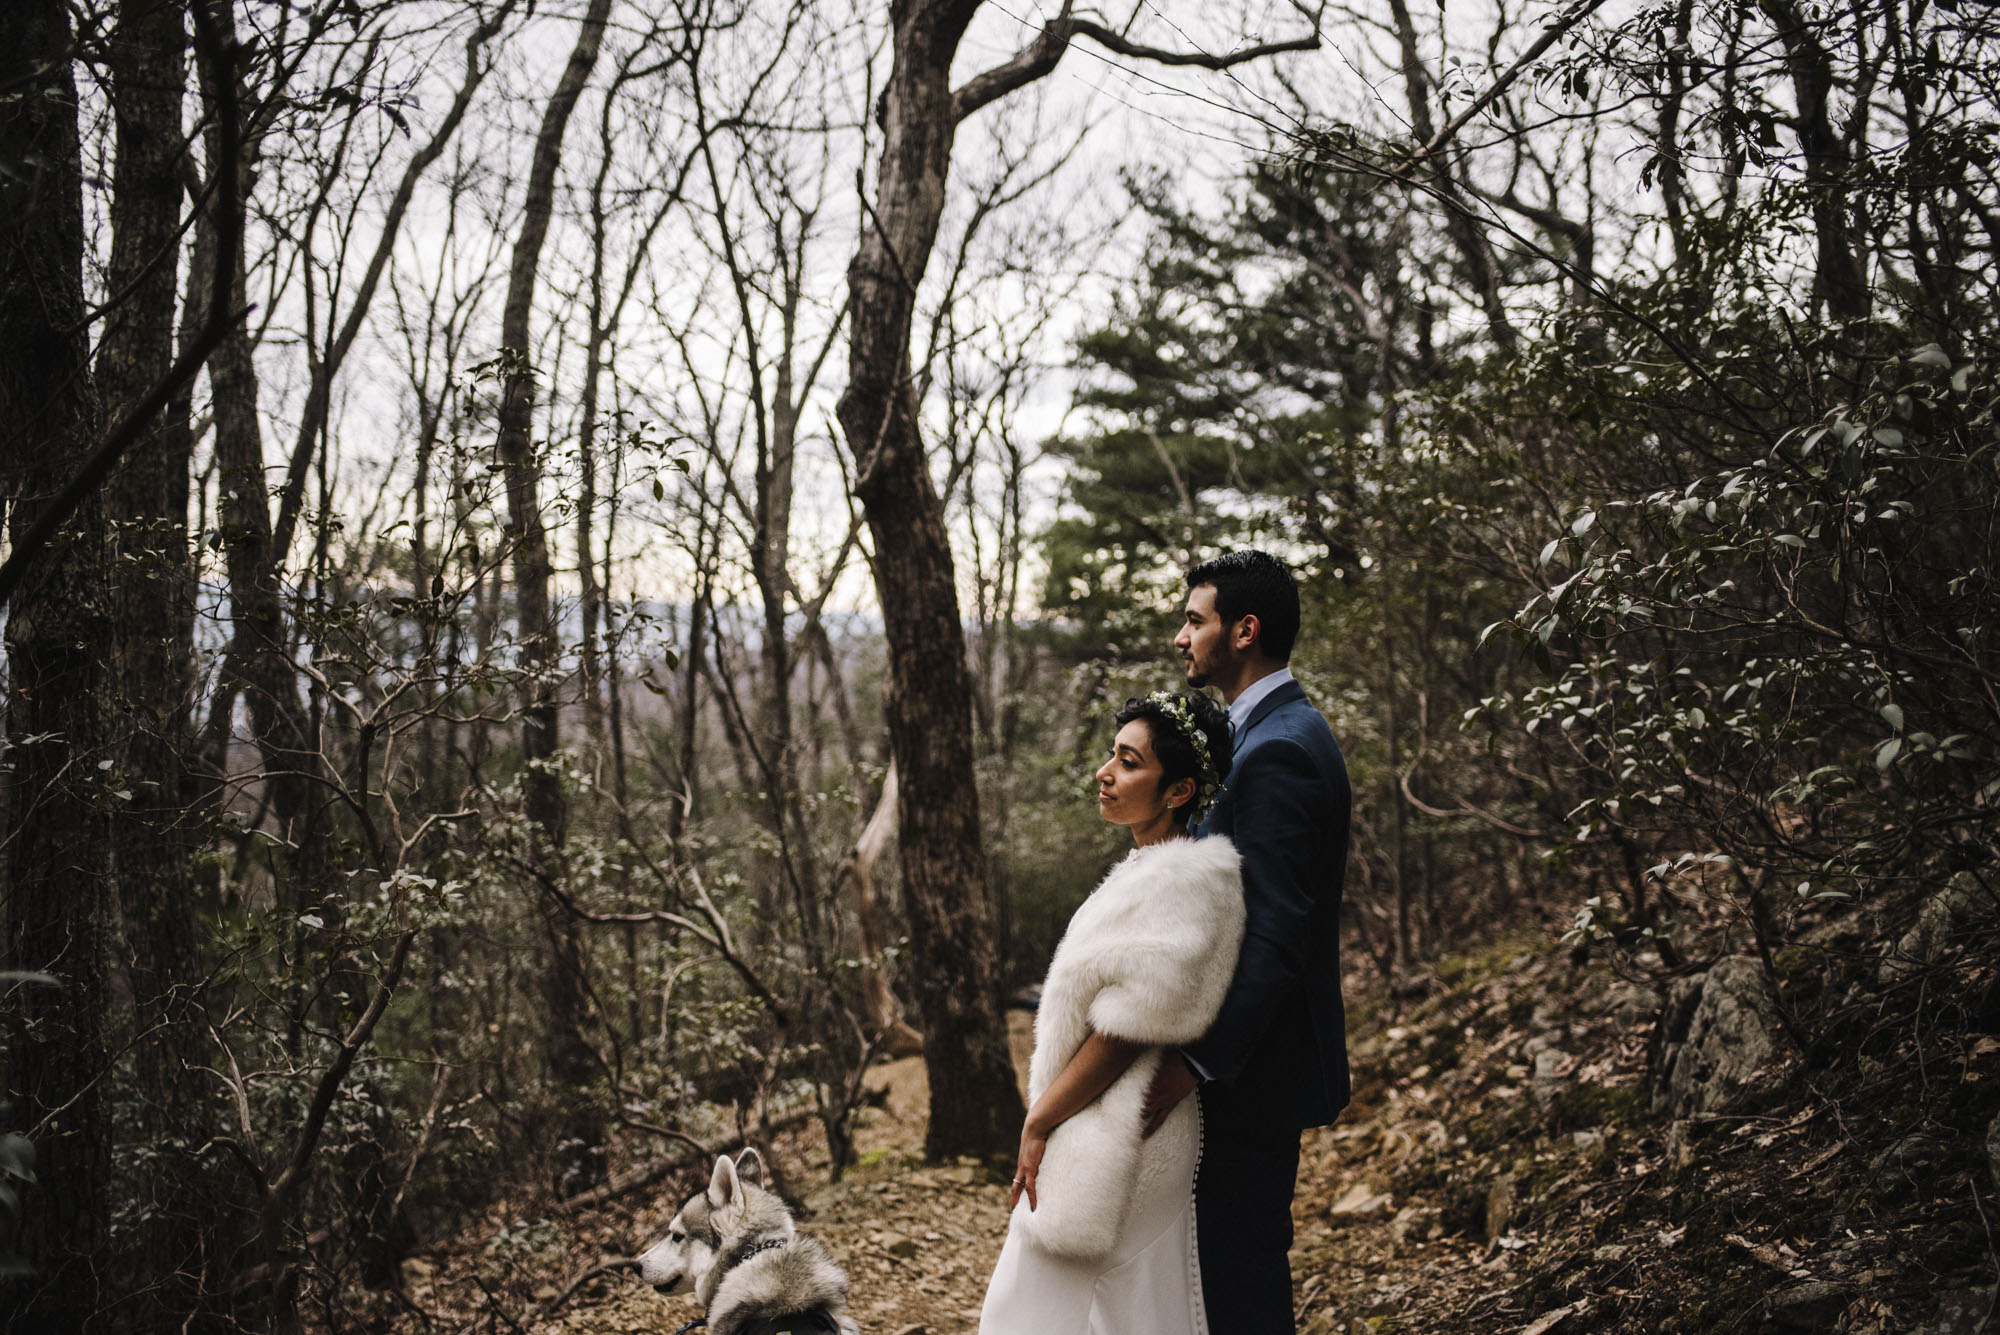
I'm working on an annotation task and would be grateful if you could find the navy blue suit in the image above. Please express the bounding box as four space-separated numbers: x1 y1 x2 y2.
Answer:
1188 678 1351 1332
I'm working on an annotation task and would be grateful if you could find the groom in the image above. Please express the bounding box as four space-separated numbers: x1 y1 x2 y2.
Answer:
1144 549 1352 1332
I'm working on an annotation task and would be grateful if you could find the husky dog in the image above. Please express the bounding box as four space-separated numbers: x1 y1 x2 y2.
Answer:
636 1149 858 1335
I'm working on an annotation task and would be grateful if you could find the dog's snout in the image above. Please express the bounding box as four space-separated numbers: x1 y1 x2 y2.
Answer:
652 1276 683 1294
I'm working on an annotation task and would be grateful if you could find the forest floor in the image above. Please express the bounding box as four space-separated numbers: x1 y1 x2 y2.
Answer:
392 930 1997 1335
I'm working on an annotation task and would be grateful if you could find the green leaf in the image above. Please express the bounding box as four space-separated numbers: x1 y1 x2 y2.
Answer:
1876 737 1903 770
1880 702 1904 731
1572 510 1597 536
1773 534 1806 548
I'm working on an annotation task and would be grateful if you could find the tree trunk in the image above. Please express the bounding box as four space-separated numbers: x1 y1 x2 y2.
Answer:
100 0 214 1317
1756 0 1870 321
845 764 924 1056
192 0 321 926
493 0 613 1192
833 0 1023 1161
576 184 608 750
0 3 115 1325
669 525 714 842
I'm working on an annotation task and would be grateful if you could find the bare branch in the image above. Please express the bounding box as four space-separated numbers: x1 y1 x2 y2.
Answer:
953 2 1323 123
1406 0 1608 163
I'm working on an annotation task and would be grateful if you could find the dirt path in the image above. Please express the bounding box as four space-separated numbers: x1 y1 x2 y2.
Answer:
527 1008 1474 1335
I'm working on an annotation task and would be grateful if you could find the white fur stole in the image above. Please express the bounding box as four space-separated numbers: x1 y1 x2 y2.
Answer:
1016 835 1244 1260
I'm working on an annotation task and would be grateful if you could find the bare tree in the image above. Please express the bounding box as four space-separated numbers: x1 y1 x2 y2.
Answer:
835 0 1322 1161
493 0 616 1192
0 2 116 1325
96 0 216 1316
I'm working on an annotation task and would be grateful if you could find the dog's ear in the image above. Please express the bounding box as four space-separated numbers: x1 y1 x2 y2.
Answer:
733 1147 767 1187
708 1153 741 1207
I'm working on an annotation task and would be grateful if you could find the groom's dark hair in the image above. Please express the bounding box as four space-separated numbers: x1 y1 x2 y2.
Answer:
1185 549 1300 662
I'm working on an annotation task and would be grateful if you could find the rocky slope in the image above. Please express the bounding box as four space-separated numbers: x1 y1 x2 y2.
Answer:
391 886 1999 1335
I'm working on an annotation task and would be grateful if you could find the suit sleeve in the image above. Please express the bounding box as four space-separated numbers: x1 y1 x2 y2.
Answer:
1184 737 1327 1086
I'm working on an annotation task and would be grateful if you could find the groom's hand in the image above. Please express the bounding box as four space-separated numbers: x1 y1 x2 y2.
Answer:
1141 1053 1200 1139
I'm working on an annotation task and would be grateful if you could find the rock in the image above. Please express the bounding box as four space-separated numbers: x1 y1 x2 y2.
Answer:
1871 1132 1948 1175
1389 1205 1441 1246
1665 1118 1696 1172
1767 1281 1850 1330
1485 1173 1517 1242
1649 975 1708 1114
874 1230 919 1259
1913 1286 1999 1335
1881 872 1986 983
1329 1182 1393 1218
1655 956 1794 1120
1529 1046 1571 1111
1571 1129 1609 1166
1605 984 1664 1027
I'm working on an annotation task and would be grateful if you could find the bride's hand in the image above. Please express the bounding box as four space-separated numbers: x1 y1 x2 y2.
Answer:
1142 1052 1200 1138
1010 1121 1048 1211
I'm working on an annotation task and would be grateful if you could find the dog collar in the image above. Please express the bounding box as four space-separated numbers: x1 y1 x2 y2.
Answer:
673 1321 707 1335
729 1237 788 1267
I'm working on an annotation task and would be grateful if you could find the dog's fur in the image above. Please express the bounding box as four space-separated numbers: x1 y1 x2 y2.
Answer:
636 1150 858 1335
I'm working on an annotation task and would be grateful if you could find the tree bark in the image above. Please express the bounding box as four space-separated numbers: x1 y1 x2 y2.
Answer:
100 0 216 1317
494 0 614 1192
0 2 115 1325
845 763 924 1056
833 0 1024 1161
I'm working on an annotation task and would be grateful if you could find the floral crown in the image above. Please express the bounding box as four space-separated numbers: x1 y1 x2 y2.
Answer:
1147 690 1222 824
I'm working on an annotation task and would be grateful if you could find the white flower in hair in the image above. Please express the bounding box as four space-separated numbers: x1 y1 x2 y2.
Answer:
1146 690 1222 823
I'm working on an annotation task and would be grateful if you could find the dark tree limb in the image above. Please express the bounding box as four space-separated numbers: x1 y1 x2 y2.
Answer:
954 0 1323 123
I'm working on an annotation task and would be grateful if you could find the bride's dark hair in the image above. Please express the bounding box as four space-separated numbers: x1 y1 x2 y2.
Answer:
1114 692 1232 827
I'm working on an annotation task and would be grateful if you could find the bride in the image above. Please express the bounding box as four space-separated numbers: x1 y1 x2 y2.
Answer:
979 691 1241 1335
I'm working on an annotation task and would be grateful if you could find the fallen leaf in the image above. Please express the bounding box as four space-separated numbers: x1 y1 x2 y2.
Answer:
1517 1300 1588 1335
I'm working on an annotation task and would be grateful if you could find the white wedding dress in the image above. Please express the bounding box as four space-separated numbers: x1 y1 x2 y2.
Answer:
978 836 1243 1335
979 1095 1208 1335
